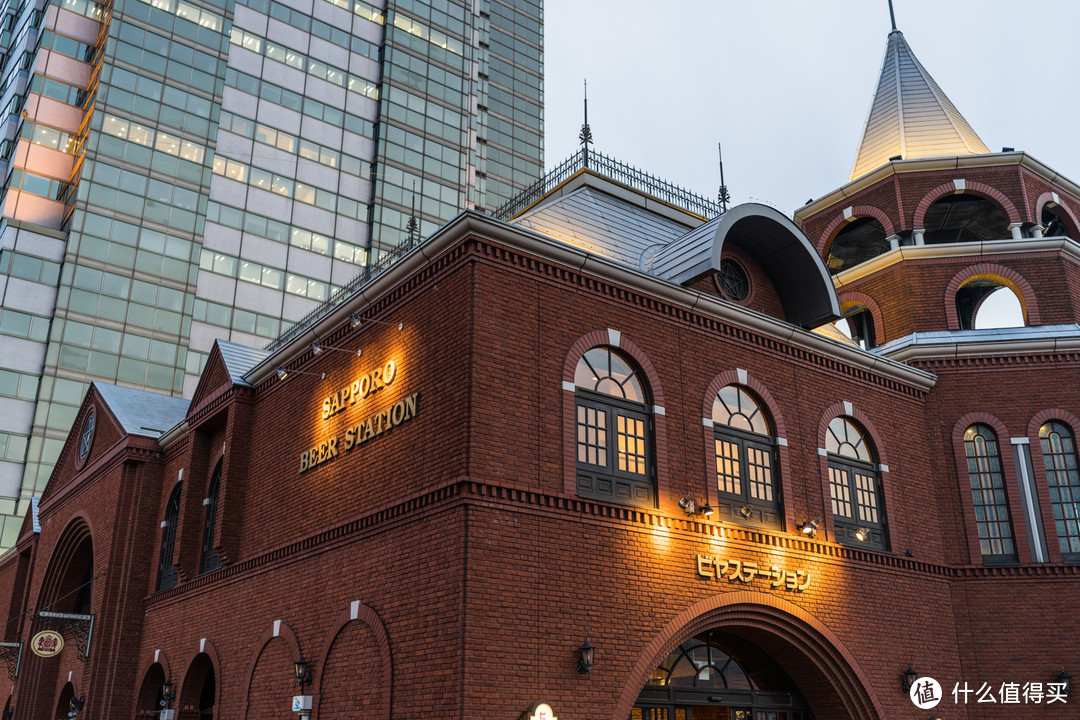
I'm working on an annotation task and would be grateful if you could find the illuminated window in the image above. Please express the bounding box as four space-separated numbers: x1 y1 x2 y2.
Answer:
156 483 181 591
712 385 780 528
574 346 653 508
963 424 1017 563
826 416 887 549
200 463 222 574
1039 421 1080 562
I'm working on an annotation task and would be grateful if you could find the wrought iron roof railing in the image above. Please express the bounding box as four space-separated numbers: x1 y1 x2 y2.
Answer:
492 148 723 221
263 233 422 353
263 150 719 354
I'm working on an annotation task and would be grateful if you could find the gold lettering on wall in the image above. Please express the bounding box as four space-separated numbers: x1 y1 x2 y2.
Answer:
300 392 419 474
696 553 811 592
321 360 397 419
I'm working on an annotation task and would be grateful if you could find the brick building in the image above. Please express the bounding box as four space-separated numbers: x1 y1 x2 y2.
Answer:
0 22 1076 720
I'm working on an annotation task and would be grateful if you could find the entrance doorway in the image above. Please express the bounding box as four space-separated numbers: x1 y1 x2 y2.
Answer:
633 630 814 720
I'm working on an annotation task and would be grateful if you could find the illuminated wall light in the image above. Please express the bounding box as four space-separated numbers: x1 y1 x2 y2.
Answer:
738 503 753 519
854 527 870 542
798 518 822 537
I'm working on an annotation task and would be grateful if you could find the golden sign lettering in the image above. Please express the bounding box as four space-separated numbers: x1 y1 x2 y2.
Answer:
321 360 397 419
300 392 419 474
696 554 810 592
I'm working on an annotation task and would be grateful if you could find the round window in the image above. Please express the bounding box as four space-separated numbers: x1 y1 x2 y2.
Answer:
716 259 750 301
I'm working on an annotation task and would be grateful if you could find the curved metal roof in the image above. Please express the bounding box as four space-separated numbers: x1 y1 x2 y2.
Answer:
851 30 990 180
652 204 841 329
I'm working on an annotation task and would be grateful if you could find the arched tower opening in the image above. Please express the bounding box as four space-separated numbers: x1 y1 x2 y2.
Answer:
826 217 889 274
924 194 1010 244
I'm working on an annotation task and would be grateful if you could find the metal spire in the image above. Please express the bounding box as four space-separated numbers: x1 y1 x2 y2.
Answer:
888 0 897 31
717 143 730 213
579 79 593 169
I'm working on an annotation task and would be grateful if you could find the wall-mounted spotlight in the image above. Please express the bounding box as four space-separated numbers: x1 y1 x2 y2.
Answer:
901 666 917 694
678 494 697 515
854 527 870 542
577 640 595 674
678 495 714 517
311 341 363 358
738 503 753 519
275 367 326 381
348 313 403 331
798 518 822 537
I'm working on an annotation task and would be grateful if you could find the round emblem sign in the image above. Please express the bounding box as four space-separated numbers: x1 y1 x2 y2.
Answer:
30 630 64 658
76 409 96 468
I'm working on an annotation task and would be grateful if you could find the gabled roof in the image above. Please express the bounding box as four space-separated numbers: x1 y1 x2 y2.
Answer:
851 30 990 180
219 339 270 386
513 184 698 269
93 383 189 439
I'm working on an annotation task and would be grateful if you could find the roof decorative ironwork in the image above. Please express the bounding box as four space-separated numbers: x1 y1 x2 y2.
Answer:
493 149 723 222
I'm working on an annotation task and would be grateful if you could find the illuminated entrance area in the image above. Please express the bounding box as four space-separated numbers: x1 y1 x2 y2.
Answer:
633 630 814 720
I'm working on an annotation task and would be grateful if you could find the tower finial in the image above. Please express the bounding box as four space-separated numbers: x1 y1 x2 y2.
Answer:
717 143 730 213
579 79 593 168
888 0 897 31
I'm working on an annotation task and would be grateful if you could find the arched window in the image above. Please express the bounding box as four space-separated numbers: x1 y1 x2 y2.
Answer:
156 483 182 590
712 385 780 528
924 193 1009 244
963 425 1017 563
826 417 887 549
838 305 876 350
574 346 653 508
200 463 222 574
1039 422 1080 562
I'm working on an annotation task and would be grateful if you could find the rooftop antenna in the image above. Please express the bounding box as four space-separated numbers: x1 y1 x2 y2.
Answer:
579 79 593 169
717 143 730 213
887 0 897 31
405 180 419 245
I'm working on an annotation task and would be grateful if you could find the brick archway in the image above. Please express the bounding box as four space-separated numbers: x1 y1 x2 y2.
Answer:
612 592 884 720
838 291 886 345
912 181 1021 229
943 263 1040 330
1033 191 1080 238
817 205 897 255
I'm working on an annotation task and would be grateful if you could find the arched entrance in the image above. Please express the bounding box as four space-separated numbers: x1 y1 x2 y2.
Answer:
634 630 813 719
615 593 884 720
181 653 217 719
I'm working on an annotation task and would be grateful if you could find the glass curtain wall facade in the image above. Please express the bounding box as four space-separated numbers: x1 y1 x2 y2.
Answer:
0 0 542 548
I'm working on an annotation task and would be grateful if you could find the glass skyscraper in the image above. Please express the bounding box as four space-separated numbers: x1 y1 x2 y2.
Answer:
0 0 542 546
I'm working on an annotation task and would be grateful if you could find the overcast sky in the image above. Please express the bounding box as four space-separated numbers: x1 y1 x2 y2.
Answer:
542 0 1080 219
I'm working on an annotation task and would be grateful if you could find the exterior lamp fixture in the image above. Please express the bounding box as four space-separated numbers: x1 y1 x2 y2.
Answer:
901 667 917 694
1058 669 1071 695
274 367 326 382
311 343 363 358
68 697 85 718
161 679 173 707
294 656 312 689
678 494 697 515
799 518 822 537
738 503 753 519
348 313 404 331
577 640 595 674
701 503 714 517
854 527 870 542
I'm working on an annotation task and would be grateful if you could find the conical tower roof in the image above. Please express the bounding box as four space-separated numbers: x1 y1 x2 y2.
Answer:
850 29 990 180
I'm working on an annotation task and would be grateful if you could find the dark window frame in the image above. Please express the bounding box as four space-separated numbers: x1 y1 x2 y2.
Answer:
826 417 887 550
199 463 222 574
963 424 1018 564
1039 421 1080 563
574 347 654 509
712 385 780 528
156 483 182 590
